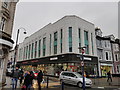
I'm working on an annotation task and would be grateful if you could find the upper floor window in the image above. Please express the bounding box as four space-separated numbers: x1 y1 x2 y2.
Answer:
104 40 110 48
35 41 37 58
97 39 102 48
115 54 118 61
26 46 28 59
23 47 26 59
28 44 31 59
109 52 111 60
60 29 63 53
49 34 52 55
2 2 8 8
78 28 81 53
0 17 6 31
91 33 94 55
31 43 34 58
106 52 108 60
68 27 72 52
54 32 58 54
38 40 41 57
105 41 107 47
84 30 89 54
105 51 112 60
43 37 46 56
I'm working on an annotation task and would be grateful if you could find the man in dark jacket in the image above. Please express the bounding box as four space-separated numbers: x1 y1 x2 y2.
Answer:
12 67 20 89
23 71 33 90
37 70 43 90
19 69 24 85
107 71 112 82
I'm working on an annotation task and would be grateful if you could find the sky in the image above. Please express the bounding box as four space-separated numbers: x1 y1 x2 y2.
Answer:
12 0 119 46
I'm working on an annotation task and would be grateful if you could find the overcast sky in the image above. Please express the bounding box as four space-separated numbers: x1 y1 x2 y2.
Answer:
12 0 119 45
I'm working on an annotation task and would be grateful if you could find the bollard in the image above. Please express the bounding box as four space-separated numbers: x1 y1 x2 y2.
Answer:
61 81 64 90
46 76 49 88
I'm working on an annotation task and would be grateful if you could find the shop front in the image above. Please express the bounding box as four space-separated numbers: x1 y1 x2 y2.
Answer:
17 53 98 76
100 63 113 76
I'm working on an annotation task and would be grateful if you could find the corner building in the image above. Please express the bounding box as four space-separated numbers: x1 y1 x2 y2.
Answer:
17 15 98 76
0 0 18 85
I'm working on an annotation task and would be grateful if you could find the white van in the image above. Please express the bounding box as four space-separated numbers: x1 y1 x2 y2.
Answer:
59 71 92 88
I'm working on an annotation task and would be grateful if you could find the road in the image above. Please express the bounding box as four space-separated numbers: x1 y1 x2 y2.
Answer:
1 77 120 90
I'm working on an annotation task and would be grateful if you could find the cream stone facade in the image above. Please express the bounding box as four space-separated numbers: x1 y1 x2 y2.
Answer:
0 0 18 86
17 15 99 76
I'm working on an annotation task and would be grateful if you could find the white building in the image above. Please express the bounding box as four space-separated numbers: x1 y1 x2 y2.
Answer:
17 15 98 76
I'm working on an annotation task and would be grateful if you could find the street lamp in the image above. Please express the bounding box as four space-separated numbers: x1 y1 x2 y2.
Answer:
12 27 27 74
78 46 86 90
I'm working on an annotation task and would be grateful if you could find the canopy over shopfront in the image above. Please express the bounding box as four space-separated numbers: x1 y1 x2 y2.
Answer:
17 53 98 76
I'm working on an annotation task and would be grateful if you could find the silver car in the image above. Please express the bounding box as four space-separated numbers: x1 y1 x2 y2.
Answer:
59 71 92 88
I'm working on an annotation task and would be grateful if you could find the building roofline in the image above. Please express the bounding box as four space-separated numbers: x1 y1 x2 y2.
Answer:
52 15 94 25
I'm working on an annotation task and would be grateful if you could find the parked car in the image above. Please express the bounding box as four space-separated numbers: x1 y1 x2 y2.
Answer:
59 71 92 88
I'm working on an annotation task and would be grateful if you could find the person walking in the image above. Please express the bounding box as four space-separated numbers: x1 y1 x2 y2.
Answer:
37 70 43 90
12 67 20 90
19 68 24 85
23 71 33 90
107 71 112 82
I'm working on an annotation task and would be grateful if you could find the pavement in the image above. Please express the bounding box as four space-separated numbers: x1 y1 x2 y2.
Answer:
1 77 120 90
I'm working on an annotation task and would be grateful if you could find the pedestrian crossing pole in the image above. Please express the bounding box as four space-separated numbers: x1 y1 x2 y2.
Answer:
78 46 86 90
81 48 85 90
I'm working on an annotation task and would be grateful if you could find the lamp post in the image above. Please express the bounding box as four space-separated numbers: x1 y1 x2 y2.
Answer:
12 27 26 74
78 46 86 90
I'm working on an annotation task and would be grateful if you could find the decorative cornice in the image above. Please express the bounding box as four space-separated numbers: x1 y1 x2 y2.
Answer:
0 31 14 44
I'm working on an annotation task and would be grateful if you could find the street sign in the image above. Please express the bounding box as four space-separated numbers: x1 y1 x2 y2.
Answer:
81 61 84 66
82 48 85 54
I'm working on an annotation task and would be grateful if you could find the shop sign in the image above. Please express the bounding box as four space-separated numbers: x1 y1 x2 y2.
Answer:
84 57 91 60
22 62 27 64
101 63 113 66
50 57 58 60
31 60 38 63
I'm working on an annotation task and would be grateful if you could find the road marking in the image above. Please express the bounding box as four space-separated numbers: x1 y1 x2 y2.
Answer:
97 87 105 89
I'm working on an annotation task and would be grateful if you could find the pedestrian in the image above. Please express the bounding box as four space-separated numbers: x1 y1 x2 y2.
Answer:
107 71 112 82
19 68 24 85
23 71 33 90
12 67 20 90
37 70 43 90
30 71 34 85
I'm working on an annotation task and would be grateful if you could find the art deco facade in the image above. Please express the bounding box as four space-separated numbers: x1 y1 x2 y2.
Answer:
0 0 18 85
17 15 98 76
